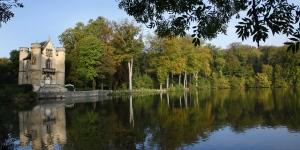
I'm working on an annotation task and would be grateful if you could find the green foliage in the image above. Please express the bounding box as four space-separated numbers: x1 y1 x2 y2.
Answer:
0 0 23 25
76 35 102 81
273 65 288 88
0 85 36 110
168 85 185 92
229 76 245 89
255 73 271 88
57 17 300 90
119 0 300 47
133 74 154 89
196 78 211 89
246 77 256 88
261 64 273 79
212 74 230 89
0 50 19 84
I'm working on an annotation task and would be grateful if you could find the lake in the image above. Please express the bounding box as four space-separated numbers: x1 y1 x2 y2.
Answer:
1 89 300 150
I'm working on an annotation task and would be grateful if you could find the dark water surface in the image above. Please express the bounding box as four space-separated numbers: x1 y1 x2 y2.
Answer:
1 89 300 150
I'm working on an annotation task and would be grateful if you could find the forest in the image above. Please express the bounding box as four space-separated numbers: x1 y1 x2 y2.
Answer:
1 17 300 90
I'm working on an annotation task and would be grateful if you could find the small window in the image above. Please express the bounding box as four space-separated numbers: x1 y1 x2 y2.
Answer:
46 59 51 69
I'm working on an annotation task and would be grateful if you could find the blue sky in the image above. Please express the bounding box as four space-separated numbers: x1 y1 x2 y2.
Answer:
0 0 299 57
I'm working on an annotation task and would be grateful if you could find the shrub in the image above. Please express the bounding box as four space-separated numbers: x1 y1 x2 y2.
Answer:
196 78 211 90
255 73 271 88
246 77 256 88
168 84 184 92
273 65 288 88
211 74 230 89
229 76 245 89
261 64 273 79
133 74 154 89
273 78 288 88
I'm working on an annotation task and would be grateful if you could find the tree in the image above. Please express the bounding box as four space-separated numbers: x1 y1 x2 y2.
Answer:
0 0 23 26
60 17 120 89
112 21 144 91
76 35 103 90
118 0 300 47
164 37 187 86
9 50 19 83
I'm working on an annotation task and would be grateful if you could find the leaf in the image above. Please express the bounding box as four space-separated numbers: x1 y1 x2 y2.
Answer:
293 34 300 39
289 38 299 42
284 42 294 45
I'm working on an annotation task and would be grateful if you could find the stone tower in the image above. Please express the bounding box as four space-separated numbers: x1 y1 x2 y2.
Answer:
18 47 30 84
55 47 65 86
18 40 66 91
31 43 42 89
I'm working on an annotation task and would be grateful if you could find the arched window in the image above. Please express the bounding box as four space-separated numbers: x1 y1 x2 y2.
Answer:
46 58 51 69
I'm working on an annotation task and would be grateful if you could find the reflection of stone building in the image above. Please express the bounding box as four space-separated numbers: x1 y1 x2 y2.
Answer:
18 104 67 150
18 40 65 91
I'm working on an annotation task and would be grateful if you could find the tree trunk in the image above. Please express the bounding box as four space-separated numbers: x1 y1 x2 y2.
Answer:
167 93 170 107
189 74 192 86
128 58 133 91
184 91 188 109
196 90 199 107
195 73 198 87
166 75 169 89
160 83 163 90
92 79 96 90
184 71 187 89
171 73 174 87
179 74 181 85
160 92 163 101
129 95 134 127
179 96 182 107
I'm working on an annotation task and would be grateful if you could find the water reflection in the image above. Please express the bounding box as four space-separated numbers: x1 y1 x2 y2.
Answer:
61 89 300 150
2 89 300 150
18 104 66 150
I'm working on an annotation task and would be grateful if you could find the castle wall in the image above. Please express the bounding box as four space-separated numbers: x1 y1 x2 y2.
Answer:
18 40 65 90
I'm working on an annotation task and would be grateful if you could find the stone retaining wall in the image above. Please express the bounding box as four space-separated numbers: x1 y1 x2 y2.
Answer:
38 90 113 100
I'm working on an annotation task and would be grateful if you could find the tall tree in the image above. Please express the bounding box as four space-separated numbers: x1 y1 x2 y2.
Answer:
112 21 144 91
76 35 103 90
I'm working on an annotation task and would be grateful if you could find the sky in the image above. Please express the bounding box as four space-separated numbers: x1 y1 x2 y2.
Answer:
0 0 299 57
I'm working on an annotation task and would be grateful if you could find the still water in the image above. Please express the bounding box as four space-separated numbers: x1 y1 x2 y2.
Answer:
1 89 300 150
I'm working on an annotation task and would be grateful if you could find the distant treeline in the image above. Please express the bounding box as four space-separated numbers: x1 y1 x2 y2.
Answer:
59 17 300 90
1 16 300 90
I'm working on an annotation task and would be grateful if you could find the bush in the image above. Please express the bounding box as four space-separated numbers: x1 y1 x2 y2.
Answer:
246 77 256 88
211 74 230 89
229 76 245 89
255 73 271 88
168 84 184 92
196 78 211 90
133 74 154 89
273 78 288 88
0 85 36 111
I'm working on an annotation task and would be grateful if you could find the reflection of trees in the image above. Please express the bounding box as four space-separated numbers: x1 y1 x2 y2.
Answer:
0 101 19 150
64 98 144 150
63 89 300 150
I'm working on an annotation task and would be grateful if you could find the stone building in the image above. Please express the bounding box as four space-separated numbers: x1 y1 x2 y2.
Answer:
18 40 65 91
